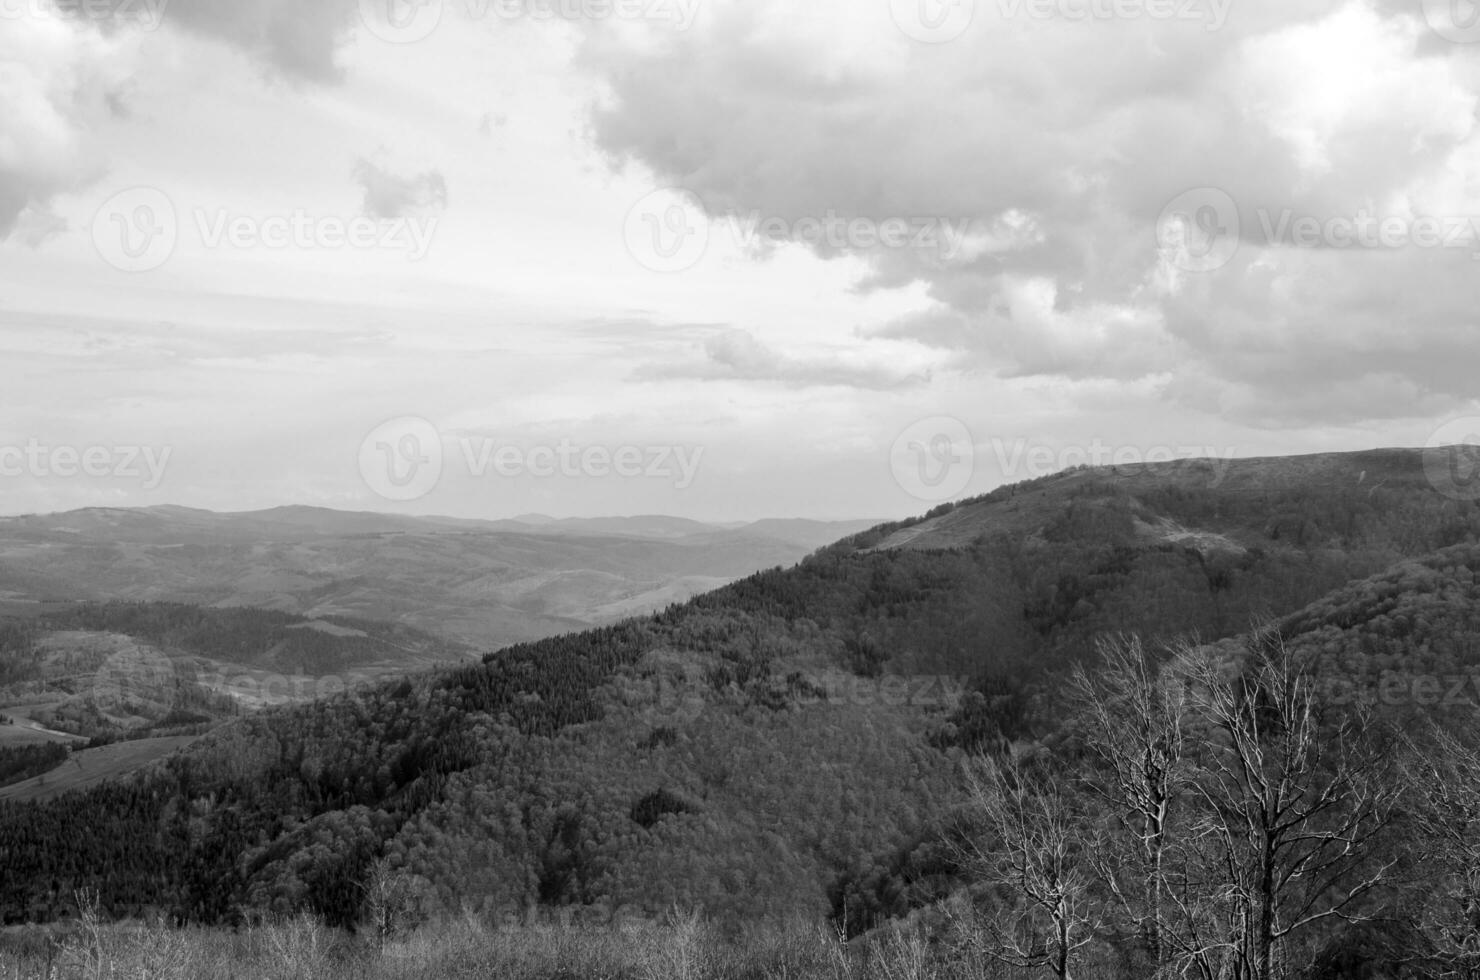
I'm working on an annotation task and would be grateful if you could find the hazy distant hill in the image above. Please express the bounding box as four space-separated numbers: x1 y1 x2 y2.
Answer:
1 448 1476 930
0 507 880 649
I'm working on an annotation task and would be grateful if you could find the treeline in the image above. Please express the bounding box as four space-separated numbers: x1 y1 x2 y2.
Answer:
0 619 41 687
0 742 69 789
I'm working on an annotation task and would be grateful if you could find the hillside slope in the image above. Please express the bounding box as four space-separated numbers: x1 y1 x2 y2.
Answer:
0 602 470 744
0 449 1476 927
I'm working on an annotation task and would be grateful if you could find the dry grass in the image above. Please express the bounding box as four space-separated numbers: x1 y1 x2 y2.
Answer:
0 900 1123 980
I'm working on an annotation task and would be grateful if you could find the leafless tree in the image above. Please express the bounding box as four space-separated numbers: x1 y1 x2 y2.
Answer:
1398 722 1480 977
958 751 1099 980
1070 633 1190 975
1172 630 1399 980
359 858 429 952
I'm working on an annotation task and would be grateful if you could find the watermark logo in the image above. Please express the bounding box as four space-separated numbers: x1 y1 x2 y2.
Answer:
358 0 444 43
624 188 711 273
92 187 178 273
889 0 976 42
0 439 172 489
891 416 975 502
359 417 445 502
2 0 169 29
1424 416 1480 501
1157 187 1240 273
1422 0 1480 43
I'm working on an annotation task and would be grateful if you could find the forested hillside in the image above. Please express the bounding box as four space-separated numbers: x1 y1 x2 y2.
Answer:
0 603 469 745
2 449 1477 956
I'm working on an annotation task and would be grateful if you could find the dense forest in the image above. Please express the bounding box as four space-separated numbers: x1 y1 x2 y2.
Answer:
2 451 1479 978
0 742 70 789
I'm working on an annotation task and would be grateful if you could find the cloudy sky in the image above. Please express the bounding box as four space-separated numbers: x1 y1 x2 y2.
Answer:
1 0 1478 521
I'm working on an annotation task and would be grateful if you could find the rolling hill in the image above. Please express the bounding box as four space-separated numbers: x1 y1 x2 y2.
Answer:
0 507 880 649
0 447 1476 931
0 601 472 759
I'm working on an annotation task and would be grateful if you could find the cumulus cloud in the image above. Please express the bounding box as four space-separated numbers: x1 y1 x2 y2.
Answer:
163 0 359 82
575 0 1480 427
0 0 360 238
0 14 137 235
354 159 449 219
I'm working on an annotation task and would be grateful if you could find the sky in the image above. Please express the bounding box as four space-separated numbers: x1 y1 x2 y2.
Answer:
1 0 1478 521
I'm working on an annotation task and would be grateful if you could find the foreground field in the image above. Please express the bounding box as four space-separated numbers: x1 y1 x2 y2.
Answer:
0 735 198 803
0 910 1089 980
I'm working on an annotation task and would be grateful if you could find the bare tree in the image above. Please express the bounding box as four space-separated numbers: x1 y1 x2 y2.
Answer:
959 751 1099 980
1173 630 1398 980
359 858 430 952
1399 722 1480 977
1070 633 1190 975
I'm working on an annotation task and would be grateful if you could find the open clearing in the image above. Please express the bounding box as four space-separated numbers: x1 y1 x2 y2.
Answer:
0 735 199 803
0 703 79 747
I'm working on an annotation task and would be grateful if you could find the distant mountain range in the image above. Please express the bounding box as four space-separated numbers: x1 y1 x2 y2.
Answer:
0 506 882 650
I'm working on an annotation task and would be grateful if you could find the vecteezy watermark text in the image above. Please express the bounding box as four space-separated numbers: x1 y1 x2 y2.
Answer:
624 189 980 273
1158 187 1480 273
889 0 1229 43
996 0 1230 29
358 0 700 44
196 668 380 706
92 187 438 273
992 438 1238 484
0 439 171 490
652 670 969 711
194 210 437 260
359 416 705 502
1321 671 1480 710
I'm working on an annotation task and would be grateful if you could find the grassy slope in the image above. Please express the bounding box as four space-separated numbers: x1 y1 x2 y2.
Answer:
0 735 199 803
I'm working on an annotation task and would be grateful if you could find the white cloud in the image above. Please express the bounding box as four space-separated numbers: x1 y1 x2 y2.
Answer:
0 13 140 233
